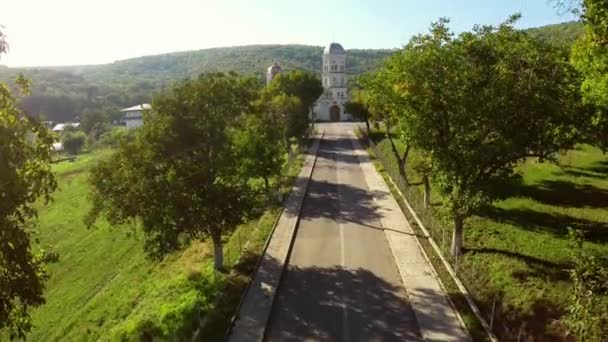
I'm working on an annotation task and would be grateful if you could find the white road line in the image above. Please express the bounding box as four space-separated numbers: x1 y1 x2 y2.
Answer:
335 146 349 342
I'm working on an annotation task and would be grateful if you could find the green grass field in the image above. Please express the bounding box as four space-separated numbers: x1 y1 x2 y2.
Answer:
368 132 608 341
26 149 304 341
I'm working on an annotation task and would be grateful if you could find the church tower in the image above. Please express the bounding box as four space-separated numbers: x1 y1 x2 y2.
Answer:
266 62 282 85
314 42 350 121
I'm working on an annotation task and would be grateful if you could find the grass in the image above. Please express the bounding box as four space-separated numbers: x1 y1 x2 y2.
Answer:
25 147 305 341
364 130 608 341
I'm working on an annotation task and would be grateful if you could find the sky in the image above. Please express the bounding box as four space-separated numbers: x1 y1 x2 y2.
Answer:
0 0 577 67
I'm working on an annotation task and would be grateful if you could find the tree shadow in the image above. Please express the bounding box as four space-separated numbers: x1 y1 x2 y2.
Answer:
479 206 608 242
265 265 425 341
465 247 570 282
583 159 608 174
294 178 387 229
503 179 608 209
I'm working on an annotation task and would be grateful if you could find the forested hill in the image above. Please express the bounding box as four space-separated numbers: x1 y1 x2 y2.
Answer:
0 45 393 122
0 21 585 123
72 45 394 84
525 20 584 46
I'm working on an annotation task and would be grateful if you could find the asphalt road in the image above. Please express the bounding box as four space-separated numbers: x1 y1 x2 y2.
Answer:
265 124 422 341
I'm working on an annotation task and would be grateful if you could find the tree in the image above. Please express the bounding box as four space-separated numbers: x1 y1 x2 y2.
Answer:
570 0 608 150
233 111 285 198
267 70 322 142
86 73 259 270
345 88 371 134
80 108 110 136
61 130 86 155
387 16 581 256
268 70 323 115
258 91 304 158
363 69 414 183
0 35 57 337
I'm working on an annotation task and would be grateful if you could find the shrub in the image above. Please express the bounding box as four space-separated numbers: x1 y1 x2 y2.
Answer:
96 127 135 148
564 229 608 342
61 130 86 155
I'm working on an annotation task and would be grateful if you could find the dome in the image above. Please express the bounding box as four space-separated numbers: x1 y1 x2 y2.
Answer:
324 42 345 55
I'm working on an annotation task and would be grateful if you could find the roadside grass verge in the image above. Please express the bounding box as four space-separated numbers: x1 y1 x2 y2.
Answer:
25 147 305 341
362 129 608 341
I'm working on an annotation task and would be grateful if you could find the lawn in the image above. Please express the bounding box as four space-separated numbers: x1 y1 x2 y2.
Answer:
367 131 608 341
25 148 304 341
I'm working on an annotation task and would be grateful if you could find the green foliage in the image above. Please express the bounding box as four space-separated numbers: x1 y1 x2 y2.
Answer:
565 229 608 342
0 77 57 337
371 130 608 340
95 126 135 148
345 88 372 133
61 130 86 155
371 16 582 255
79 108 110 135
526 21 584 46
268 70 323 111
233 112 285 195
583 0 608 45
266 70 322 146
86 73 260 269
570 0 608 150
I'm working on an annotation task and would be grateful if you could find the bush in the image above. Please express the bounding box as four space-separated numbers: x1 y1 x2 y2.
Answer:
96 126 136 148
565 230 608 342
61 130 86 155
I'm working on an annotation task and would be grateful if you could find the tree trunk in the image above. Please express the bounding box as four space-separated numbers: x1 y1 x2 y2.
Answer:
211 233 224 270
451 216 464 256
423 174 431 208
399 144 411 184
385 119 402 167
365 117 370 136
263 175 270 193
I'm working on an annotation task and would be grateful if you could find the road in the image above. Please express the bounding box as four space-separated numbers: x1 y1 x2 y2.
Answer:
265 123 423 341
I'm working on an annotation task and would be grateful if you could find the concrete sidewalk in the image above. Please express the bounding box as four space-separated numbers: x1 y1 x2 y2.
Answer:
350 131 471 342
227 133 323 342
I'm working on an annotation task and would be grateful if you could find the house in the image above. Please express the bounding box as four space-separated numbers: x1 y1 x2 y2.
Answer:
120 103 151 129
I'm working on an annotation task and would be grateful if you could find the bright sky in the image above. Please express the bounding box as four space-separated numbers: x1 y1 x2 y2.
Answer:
0 0 577 67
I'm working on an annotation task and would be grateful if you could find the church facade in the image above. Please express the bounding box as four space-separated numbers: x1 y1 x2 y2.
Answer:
313 42 351 121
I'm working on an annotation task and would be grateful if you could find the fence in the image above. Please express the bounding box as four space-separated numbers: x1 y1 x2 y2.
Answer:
362 131 528 341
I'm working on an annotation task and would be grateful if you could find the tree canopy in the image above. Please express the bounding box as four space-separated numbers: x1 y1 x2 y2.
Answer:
0 39 57 337
86 73 261 270
368 16 582 256
571 0 608 150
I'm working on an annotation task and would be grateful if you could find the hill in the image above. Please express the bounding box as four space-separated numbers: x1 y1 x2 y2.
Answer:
0 45 393 122
525 20 584 46
0 21 586 123
70 44 394 85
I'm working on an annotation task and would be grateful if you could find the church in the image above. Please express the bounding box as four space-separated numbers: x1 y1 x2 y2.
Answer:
313 42 351 121
266 42 350 122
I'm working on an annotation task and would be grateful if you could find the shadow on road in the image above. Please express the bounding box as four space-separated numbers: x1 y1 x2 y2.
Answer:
265 264 423 341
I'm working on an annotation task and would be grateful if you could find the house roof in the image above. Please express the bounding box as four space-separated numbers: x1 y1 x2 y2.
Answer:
120 103 151 112
52 123 80 131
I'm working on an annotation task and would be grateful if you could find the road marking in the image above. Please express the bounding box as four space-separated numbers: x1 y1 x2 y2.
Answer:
335 144 350 342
